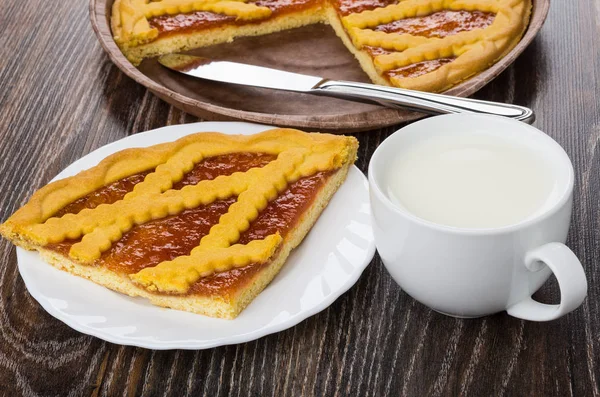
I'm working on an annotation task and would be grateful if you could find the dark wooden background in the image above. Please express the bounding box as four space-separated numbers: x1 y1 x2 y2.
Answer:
0 1 598 396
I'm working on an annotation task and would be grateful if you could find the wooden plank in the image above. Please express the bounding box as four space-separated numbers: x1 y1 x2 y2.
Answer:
0 0 599 396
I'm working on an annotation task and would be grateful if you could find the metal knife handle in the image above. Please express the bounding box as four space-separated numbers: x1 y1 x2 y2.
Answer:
311 80 535 124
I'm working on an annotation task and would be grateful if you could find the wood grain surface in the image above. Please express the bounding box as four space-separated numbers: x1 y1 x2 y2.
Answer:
90 0 548 132
0 0 598 396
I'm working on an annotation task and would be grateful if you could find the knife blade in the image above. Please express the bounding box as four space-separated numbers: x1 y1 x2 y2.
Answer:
157 54 535 123
158 54 323 92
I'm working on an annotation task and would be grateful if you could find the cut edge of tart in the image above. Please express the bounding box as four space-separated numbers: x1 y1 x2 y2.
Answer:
0 129 359 319
115 2 328 66
325 6 390 87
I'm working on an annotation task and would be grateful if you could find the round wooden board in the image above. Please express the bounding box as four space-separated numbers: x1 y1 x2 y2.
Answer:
90 0 549 132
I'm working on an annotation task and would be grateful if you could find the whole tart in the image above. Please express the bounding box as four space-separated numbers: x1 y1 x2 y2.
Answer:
111 0 532 92
0 129 358 319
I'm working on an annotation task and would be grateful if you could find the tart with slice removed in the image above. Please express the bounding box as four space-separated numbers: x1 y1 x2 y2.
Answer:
0 129 358 319
111 0 531 92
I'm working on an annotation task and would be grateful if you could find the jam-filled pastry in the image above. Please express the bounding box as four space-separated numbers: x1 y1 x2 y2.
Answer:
0 129 358 319
111 0 531 92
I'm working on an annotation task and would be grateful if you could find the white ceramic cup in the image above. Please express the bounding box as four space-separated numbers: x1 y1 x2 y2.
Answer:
368 114 587 321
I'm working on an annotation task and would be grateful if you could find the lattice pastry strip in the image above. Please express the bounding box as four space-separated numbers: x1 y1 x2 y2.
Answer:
132 235 283 293
343 0 499 29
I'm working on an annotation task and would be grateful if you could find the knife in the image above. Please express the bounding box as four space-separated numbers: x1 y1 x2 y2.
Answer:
158 54 535 124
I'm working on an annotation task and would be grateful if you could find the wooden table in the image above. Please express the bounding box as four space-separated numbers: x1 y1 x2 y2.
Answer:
0 1 598 395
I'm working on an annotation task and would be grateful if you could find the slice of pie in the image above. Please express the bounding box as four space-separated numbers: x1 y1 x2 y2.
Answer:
111 0 531 92
0 129 358 319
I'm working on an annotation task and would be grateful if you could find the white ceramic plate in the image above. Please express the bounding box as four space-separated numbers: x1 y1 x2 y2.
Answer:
16 122 375 350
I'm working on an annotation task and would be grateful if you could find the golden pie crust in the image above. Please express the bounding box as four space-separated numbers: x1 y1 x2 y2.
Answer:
0 129 358 319
111 0 531 92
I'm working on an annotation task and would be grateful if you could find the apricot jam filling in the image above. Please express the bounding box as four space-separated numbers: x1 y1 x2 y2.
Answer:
385 58 455 80
363 46 392 57
148 0 321 37
171 152 276 189
334 0 399 17
46 152 332 296
53 172 151 217
374 10 496 38
100 198 236 274
361 44 454 79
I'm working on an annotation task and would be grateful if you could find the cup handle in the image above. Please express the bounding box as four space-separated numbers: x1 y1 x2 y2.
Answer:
506 242 587 321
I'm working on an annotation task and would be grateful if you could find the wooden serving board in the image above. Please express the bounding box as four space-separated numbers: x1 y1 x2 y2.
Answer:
90 0 549 132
